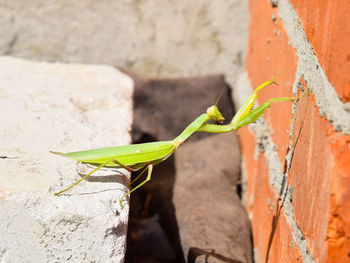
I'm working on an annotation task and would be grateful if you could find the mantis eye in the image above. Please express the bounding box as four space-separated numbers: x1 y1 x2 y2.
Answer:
207 105 225 123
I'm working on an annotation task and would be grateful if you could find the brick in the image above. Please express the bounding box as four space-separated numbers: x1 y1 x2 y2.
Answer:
245 153 304 263
288 91 332 262
244 0 350 262
327 134 350 262
239 126 258 213
268 209 304 263
290 0 350 102
246 0 298 164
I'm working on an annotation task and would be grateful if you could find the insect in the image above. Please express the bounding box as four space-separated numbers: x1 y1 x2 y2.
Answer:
51 76 298 208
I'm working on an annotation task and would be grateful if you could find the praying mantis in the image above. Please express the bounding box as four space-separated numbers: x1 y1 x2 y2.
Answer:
51 76 299 208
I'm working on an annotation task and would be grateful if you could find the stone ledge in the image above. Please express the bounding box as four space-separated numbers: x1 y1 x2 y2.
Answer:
0 56 133 263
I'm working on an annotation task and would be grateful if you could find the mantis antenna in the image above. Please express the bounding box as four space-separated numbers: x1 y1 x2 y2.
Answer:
215 85 226 106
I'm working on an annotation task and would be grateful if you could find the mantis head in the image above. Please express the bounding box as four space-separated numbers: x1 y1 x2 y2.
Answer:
207 105 225 123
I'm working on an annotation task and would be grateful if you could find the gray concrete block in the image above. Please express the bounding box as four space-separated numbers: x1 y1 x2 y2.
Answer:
0 56 133 262
0 0 248 79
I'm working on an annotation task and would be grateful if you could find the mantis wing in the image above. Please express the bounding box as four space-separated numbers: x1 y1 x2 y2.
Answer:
51 140 176 166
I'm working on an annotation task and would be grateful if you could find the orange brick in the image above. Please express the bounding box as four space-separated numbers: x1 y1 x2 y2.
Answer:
285 66 350 263
246 0 298 165
238 126 258 213
245 0 350 262
250 154 276 262
290 0 350 102
288 91 332 262
247 154 304 263
267 210 304 263
327 133 350 262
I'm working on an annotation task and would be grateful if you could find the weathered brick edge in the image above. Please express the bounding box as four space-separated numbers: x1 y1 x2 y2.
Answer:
229 0 350 262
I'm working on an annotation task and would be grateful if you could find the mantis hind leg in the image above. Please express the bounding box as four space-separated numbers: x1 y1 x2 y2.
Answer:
55 162 109 195
119 164 153 209
131 165 149 185
55 158 136 196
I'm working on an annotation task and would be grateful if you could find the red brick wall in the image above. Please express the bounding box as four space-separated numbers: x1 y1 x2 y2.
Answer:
240 0 350 262
290 0 350 102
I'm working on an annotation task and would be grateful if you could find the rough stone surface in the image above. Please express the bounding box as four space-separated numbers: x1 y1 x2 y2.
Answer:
0 0 248 79
174 133 252 263
0 56 133 262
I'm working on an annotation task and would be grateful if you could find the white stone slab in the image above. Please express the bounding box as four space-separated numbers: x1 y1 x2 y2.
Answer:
0 56 133 262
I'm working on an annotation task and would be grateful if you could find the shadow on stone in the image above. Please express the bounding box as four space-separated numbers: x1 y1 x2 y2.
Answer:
188 247 243 263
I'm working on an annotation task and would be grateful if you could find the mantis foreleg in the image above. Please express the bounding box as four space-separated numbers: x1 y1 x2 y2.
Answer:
198 96 296 133
198 75 298 133
230 78 277 125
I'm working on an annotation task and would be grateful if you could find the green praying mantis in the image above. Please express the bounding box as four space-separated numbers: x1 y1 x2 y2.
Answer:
51 76 300 208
